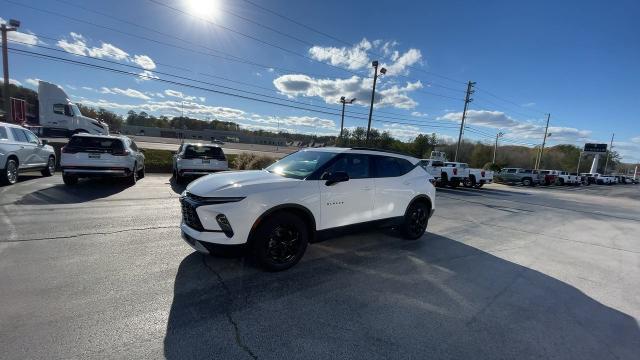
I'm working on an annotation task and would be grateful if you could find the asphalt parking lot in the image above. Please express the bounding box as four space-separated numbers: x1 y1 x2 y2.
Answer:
1 174 639 359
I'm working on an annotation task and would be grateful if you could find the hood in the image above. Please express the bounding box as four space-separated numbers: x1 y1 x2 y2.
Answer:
185 170 299 197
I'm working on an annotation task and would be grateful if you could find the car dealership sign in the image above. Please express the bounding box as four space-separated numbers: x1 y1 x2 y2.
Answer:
583 143 607 153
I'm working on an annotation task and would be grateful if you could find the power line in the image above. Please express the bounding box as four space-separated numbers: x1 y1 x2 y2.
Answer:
475 86 547 116
9 47 462 134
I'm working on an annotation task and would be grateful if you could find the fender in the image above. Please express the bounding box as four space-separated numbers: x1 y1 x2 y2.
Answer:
406 194 434 218
249 203 317 241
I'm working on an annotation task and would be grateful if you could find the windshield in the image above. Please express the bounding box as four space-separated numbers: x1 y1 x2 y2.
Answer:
70 104 82 116
266 150 337 179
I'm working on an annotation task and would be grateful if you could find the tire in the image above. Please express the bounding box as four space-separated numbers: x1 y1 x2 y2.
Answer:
401 201 429 240
62 174 78 185
41 156 56 177
137 164 145 179
449 179 459 188
1 158 19 185
251 211 309 271
126 163 138 186
557 178 565 186
522 178 532 187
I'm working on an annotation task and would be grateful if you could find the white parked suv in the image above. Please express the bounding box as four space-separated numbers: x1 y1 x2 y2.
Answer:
0 122 56 185
60 134 145 185
179 147 436 271
172 143 228 184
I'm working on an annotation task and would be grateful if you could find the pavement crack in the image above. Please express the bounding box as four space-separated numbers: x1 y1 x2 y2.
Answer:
201 256 257 360
1 225 177 243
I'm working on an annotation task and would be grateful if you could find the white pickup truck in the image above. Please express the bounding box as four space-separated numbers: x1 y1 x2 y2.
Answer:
444 162 493 189
554 171 581 185
593 173 615 185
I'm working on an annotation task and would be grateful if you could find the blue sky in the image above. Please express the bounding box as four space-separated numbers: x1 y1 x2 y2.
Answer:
2 0 639 161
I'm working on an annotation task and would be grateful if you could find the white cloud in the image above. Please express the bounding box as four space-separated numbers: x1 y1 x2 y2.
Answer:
136 70 159 82
438 109 592 143
132 55 156 70
100 87 150 100
0 18 39 46
9 78 21 86
379 48 422 76
273 74 421 109
79 98 246 120
308 38 372 70
411 111 428 117
267 68 275 73
163 89 204 102
631 136 640 144
522 102 536 107
250 115 336 130
25 78 41 87
81 86 94 91
65 85 77 90
308 38 422 77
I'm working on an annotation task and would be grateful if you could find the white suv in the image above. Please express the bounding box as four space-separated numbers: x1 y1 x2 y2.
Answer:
60 134 145 185
172 143 228 184
0 122 56 185
179 147 435 271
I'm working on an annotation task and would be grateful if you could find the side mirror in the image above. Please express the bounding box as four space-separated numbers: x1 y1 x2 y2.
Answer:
324 171 349 186
41 139 48 146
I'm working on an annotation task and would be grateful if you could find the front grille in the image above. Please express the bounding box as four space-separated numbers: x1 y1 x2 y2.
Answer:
180 199 204 231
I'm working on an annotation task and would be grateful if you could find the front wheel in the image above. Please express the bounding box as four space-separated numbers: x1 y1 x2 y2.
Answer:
522 178 532 186
401 201 429 240
251 212 309 271
41 156 56 177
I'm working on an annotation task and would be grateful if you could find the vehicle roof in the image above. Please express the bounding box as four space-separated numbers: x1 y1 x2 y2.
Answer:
298 147 418 162
70 133 128 140
181 142 220 148
0 121 28 129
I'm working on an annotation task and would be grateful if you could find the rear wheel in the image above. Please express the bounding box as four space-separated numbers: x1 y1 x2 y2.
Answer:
522 178 532 186
1 158 19 185
62 174 78 185
251 212 309 271
401 201 429 240
41 156 56 177
126 163 138 186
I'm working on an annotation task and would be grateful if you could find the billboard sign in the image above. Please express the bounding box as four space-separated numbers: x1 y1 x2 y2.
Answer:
584 143 607 153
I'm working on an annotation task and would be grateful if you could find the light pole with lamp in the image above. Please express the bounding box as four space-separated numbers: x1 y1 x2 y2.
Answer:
2 19 20 122
339 96 355 145
493 131 504 164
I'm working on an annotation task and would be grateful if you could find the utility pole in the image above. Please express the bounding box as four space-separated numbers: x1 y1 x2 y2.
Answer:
339 96 355 145
1 19 20 122
576 151 583 174
454 80 475 162
493 131 504 164
535 113 551 170
366 60 386 143
604 133 615 174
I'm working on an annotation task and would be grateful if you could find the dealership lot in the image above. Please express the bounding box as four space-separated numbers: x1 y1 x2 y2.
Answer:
1 175 639 359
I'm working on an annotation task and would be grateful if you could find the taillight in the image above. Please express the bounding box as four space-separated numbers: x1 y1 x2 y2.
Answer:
453 168 458 175
481 171 485 177
112 149 131 156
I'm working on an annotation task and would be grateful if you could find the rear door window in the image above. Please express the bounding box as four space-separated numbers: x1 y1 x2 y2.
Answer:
67 136 124 153
0 126 8 140
373 156 415 178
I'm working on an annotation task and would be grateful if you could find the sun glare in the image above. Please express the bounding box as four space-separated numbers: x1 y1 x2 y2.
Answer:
186 0 220 17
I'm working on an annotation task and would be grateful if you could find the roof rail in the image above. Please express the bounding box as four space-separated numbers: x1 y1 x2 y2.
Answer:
350 147 413 157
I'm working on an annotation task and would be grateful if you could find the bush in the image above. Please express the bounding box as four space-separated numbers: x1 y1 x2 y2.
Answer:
231 152 276 170
483 162 502 171
143 149 174 173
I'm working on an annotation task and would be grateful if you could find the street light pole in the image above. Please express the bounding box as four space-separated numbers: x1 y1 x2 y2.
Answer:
454 80 475 162
339 96 355 145
604 133 615 174
493 132 504 163
366 60 386 142
1 19 20 122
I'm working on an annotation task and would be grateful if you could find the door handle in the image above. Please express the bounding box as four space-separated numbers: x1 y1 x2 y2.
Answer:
20 146 25 149
362 186 372 191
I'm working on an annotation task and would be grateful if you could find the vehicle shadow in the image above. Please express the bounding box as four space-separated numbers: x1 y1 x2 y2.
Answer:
14 178 129 205
0 174 42 187
164 232 639 359
437 186 524 197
